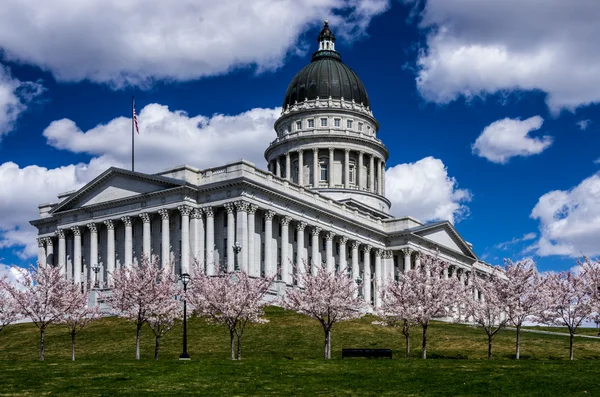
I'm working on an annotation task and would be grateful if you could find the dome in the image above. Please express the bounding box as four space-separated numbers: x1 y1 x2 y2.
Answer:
282 22 370 109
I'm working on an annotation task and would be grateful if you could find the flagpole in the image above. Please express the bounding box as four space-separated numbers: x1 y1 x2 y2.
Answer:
131 95 135 172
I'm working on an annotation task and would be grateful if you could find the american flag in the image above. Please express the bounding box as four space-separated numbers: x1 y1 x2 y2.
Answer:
133 106 140 134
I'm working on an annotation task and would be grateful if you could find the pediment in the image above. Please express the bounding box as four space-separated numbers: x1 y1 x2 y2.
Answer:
51 168 184 213
411 222 477 259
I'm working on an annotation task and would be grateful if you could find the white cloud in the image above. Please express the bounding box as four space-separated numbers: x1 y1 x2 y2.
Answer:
494 232 537 250
472 116 553 164
0 263 26 288
0 0 389 87
385 156 471 224
406 0 600 113
0 64 44 139
594 158 600 165
577 119 591 131
530 173 600 257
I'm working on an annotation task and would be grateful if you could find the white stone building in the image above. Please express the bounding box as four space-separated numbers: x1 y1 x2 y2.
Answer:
31 21 494 306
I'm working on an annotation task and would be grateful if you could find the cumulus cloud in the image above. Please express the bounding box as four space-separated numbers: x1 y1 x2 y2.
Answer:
494 232 537 250
0 0 389 87
406 0 600 113
0 64 44 139
529 173 600 257
471 116 553 164
385 156 471 224
0 263 27 288
577 119 591 131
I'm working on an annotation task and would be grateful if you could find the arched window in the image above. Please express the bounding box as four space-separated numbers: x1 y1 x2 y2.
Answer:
319 157 328 182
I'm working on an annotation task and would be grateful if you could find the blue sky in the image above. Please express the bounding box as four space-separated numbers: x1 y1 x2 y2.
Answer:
0 0 598 274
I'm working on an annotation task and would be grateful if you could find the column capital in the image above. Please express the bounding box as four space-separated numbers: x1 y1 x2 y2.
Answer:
203 206 214 218
247 204 258 215
158 208 169 219
224 202 235 214
234 200 249 212
71 226 81 236
312 147 319 153
401 248 412 256
87 223 97 233
296 221 307 231
121 216 132 227
178 205 193 216
44 237 53 246
385 250 393 259
298 148 304 154
413 250 421 258
264 210 276 221
344 148 351 153
338 236 348 245
139 212 151 223
104 219 114 230
329 148 334 153
362 245 372 254
55 229 65 239
325 231 334 241
37 237 45 247
311 226 322 236
280 215 292 226
375 248 383 257
191 208 202 219
351 240 360 249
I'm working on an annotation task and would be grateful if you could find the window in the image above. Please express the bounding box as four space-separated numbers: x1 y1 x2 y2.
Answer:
334 118 340 127
349 161 356 184
347 119 353 129
358 122 363 132
319 157 328 181
308 119 315 128
320 118 328 127
296 121 302 130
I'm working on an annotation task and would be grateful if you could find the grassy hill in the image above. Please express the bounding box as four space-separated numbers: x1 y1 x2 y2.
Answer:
1 306 600 396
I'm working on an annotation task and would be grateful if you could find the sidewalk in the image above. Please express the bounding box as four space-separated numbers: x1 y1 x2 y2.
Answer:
506 327 600 339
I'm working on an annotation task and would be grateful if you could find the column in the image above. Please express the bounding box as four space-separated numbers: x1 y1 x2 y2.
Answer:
415 251 421 269
338 236 348 271
247 205 257 277
87 223 98 286
310 226 321 275
264 210 275 277
374 249 382 308
312 147 319 186
344 149 350 189
369 155 375 193
158 209 170 270
139 213 151 257
204 207 215 275
56 229 66 276
358 151 364 190
381 161 386 197
235 201 249 272
191 209 204 265
328 148 334 188
224 203 235 272
363 245 372 304
285 152 291 181
296 222 306 280
275 157 281 177
443 263 449 279
121 216 133 267
45 237 54 267
325 232 334 272
402 248 412 272
298 150 304 185
281 216 291 284
37 238 46 267
104 220 115 285
72 226 82 286
178 205 192 275
351 241 360 293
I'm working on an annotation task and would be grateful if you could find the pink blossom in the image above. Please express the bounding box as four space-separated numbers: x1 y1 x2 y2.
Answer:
59 283 101 361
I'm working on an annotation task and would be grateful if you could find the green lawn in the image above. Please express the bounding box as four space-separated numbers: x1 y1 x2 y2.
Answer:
1 307 600 396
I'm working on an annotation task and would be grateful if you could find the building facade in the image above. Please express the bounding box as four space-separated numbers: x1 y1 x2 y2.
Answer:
31 21 494 306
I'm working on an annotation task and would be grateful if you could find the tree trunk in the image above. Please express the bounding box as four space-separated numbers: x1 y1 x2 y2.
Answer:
421 323 428 359
71 331 76 361
237 333 242 360
324 328 331 360
135 323 142 360
155 335 160 360
515 324 521 360
569 332 574 361
405 332 411 359
40 328 45 361
230 330 235 360
488 333 493 360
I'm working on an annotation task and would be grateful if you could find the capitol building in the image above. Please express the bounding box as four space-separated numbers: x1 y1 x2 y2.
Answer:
31 21 494 306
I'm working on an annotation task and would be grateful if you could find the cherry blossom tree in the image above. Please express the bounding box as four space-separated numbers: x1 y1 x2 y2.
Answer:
59 283 101 361
282 264 365 360
104 254 177 360
188 262 274 360
465 270 509 360
0 278 20 333
147 282 182 360
538 271 592 360
580 256 600 335
2 264 75 360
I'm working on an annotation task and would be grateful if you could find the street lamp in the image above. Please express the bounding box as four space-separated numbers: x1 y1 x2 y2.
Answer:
233 242 242 271
91 265 100 289
179 273 191 360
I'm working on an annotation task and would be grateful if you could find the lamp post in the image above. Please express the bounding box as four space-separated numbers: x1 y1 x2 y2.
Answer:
179 273 191 360
233 242 242 271
91 265 100 289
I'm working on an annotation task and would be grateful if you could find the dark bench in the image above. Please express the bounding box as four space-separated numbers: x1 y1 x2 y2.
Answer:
342 348 392 359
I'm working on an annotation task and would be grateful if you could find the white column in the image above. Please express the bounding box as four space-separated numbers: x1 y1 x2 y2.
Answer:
56 229 66 276
275 157 281 178
281 216 291 284
87 223 98 286
310 226 321 275
363 245 372 304
104 220 115 285
158 209 170 270
298 150 304 186
121 216 133 267
351 241 360 295
444 263 449 279
358 151 364 190
325 232 334 272
264 210 275 277
204 207 215 275
377 158 382 195
235 201 249 273
45 237 54 267
247 205 257 277
296 221 306 281
328 148 335 188
374 249 382 308
415 251 421 269
387 251 394 280
72 226 82 286
178 205 192 275
344 149 350 189
139 213 151 257
402 248 412 272
338 236 348 271
37 238 46 267
191 209 204 266
312 148 319 186
224 203 235 272
381 160 386 197
285 152 291 181
369 155 375 193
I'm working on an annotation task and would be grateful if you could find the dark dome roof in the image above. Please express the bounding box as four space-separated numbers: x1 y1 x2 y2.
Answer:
282 23 370 109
